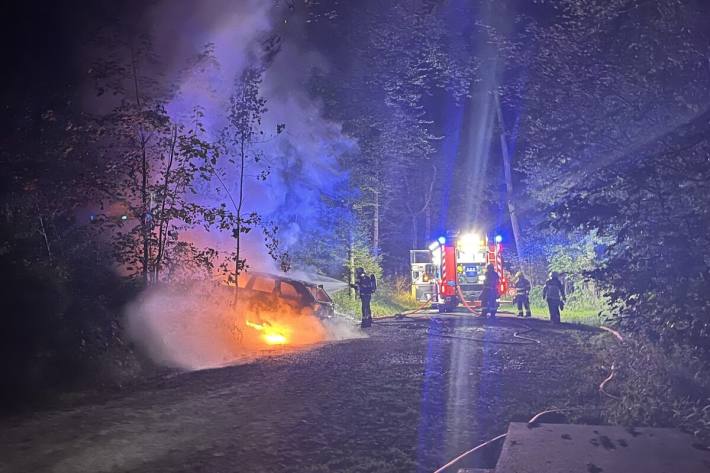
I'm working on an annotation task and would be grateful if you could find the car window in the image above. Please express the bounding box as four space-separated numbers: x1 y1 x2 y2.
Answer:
251 276 276 293
315 287 332 303
280 281 301 300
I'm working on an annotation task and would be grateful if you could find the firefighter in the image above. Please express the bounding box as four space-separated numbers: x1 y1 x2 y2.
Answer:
352 267 376 328
480 264 500 318
514 271 532 318
542 271 566 324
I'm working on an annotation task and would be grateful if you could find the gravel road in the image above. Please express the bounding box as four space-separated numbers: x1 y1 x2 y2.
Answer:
0 314 605 473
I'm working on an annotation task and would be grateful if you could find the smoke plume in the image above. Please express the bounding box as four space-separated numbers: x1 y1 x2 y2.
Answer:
126 282 363 370
120 2 360 369
148 0 354 261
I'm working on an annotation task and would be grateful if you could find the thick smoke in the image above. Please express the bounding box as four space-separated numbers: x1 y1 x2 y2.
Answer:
126 282 363 370
123 1 359 369
148 0 354 263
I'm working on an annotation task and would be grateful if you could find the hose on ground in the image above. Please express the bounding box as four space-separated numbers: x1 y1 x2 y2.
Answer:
511 321 542 345
427 316 541 345
427 331 538 345
598 325 624 400
455 284 482 315
377 312 542 345
433 408 573 473
599 362 621 400
371 298 435 322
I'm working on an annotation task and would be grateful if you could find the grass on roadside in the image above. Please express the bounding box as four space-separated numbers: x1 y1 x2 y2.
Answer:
332 285 419 319
498 301 602 326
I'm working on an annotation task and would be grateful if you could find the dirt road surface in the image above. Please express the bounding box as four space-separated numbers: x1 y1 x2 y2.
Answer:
0 314 605 473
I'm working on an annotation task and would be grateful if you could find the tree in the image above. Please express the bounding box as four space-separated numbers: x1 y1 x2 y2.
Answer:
221 67 287 304
88 36 228 284
504 0 710 351
310 0 478 273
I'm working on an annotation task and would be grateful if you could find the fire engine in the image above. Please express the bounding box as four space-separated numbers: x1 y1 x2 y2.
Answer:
410 232 507 312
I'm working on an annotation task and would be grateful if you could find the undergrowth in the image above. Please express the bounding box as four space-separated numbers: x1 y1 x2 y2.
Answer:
589 331 710 441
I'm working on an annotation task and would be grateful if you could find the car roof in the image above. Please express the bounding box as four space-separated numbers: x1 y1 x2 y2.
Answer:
246 271 317 288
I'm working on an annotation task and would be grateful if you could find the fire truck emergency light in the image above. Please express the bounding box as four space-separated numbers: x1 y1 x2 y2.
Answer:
458 233 479 250
495 235 503 243
437 236 446 245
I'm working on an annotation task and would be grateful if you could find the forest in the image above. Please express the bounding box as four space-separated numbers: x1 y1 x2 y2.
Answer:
1 0 709 428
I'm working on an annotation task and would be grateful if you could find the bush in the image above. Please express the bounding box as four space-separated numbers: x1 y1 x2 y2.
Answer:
598 334 710 440
0 246 144 406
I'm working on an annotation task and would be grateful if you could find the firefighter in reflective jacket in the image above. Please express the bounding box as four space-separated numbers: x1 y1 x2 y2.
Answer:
352 267 377 328
514 271 532 318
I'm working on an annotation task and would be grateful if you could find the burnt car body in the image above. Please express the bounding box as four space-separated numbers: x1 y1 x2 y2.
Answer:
236 272 335 318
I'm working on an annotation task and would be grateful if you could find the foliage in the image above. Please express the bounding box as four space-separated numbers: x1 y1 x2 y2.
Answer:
88 37 229 284
506 0 710 353
595 333 710 440
0 223 144 404
311 0 479 272
0 23 289 399
220 67 288 295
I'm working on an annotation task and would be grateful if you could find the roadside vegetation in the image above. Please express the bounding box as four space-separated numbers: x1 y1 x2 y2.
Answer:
332 276 419 318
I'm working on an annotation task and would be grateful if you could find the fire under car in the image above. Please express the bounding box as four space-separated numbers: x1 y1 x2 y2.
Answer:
235 272 336 319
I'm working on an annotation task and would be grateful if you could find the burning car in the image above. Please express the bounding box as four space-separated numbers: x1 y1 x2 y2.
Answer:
236 272 335 318
233 272 335 347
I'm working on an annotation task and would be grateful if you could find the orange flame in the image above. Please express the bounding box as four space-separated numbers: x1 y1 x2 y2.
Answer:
246 319 290 346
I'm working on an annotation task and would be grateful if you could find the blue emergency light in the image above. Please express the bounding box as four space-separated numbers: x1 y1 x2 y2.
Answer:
495 235 503 243
438 236 446 245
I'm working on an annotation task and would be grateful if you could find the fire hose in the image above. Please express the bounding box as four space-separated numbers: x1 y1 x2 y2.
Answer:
399 297 439 317
426 323 541 346
432 325 626 472
454 284 518 317
598 326 624 400
375 286 541 345
456 284 483 315
433 409 573 473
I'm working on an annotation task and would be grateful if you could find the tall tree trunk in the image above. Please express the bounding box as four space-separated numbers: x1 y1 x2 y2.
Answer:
494 92 523 258
233 134 247 307
154 125 178 283
425 204 431 244
348 228 355 298
372 189 380 256
411 214 419 250
132 48 151 285
38 215 52 264
140 135 150 284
